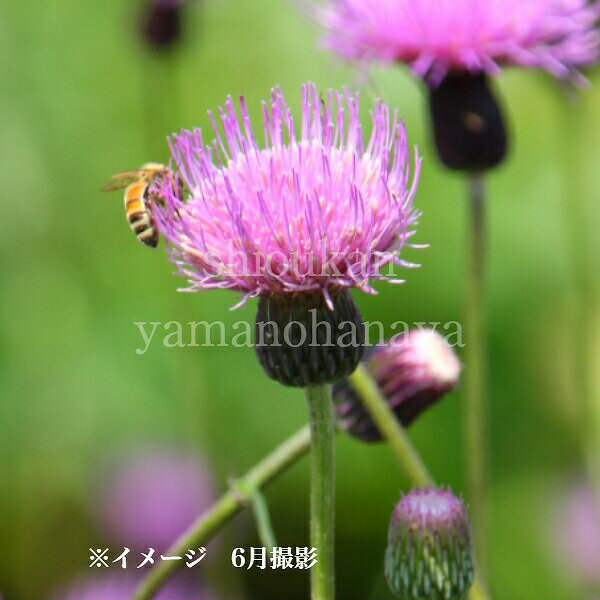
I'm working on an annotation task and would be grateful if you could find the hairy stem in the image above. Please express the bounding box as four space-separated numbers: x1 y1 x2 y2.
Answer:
304 384 335 600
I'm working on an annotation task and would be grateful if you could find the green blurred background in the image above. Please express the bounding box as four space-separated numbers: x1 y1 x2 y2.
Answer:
1 0 599 599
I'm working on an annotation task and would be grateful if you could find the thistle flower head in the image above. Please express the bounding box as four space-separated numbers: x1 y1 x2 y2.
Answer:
385 487 474 600
96 446 215 551
153 82 421 309
314 0 600 85
333 329 462 441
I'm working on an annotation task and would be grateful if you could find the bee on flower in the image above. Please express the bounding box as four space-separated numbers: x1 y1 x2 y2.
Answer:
151 82 422 387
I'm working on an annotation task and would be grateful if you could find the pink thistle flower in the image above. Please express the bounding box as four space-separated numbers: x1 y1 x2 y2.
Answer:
153 82 421 309
313 0 600 85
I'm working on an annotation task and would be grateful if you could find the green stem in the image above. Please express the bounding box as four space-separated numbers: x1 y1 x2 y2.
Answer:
465 173 491 576
131 369 493 600
140 50 181 159
130 426 311 600
348 366 433 487
349 364 491 600
249 489 278 552
304 385 335 600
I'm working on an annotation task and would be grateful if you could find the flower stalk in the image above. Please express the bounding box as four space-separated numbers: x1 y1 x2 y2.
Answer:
251 490 278 552
130 426 311 600
348 365 433 487
140 52 181 159
348 364 492 600
305 384 336 600
129 368 492 600
464 174 491 576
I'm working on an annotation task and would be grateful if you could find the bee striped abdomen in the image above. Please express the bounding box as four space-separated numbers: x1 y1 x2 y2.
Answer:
102 164 171 249
125 182 159 247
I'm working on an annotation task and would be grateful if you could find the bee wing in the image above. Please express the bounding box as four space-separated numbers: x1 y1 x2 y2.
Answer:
100 171 142 192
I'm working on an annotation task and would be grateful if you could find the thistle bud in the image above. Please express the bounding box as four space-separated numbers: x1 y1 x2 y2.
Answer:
427 73 508 172
385 487 475 600
139 0 184 49
254 289 365 388
333 329 461 442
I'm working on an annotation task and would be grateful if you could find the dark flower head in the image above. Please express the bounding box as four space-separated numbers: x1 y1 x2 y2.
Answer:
385 487 475 600
333 329 462 442
427 72 508 171
139 0 186 49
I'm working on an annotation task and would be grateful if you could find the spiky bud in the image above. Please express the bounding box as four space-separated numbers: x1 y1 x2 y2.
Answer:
385 487 475 600
254 289 365 388
428 73 508 172
333 329 461 442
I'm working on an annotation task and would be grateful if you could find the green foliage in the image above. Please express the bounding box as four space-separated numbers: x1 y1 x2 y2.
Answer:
0 1 599 599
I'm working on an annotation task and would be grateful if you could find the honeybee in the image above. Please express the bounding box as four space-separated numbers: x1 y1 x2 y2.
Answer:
101 163 176 248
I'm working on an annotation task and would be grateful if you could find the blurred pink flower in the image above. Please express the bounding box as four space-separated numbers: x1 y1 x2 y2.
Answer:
552 481 600 586
52 574 213 600
311 0 600 84
96 446 215 551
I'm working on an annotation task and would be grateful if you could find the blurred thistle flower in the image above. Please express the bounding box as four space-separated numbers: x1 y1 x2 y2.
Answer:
52 574 213 600
551 481 600 587
314 0 600 83
96 446 215 551
309 0 600 171
385 487 475 600
139 0 186 49
333 329 462 442
153 82 421 387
